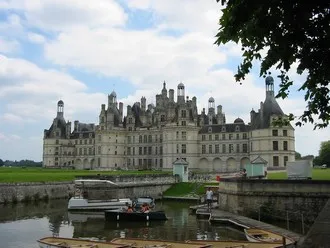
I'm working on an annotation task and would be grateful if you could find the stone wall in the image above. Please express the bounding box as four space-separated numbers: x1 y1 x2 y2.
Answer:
0 174 177 204
218 178 330 222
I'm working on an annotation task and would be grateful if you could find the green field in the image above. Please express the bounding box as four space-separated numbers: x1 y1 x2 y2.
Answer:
0 167 169 183
268 168 330 180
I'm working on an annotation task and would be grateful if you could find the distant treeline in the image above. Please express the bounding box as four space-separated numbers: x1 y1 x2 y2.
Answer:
0 159 42 167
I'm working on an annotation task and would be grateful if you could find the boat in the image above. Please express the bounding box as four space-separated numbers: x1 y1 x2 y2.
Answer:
37 237 129 248
244 228 286 243
187 240 287 248
68 179 132 211
111 238 212 248
105 209 168 221
132 196 155 210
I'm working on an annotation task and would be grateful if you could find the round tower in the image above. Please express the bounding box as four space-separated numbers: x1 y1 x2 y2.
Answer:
57 100 64 118
177 82 185 104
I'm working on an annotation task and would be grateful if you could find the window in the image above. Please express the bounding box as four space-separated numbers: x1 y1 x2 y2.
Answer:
56 139 59 145
139 147 142 155
127 147 131 155
159 146 163 155
176 131 179 139
209 145 212 154
243 133 247 139
236 144 240 153
250 142 253 151
215 144 219 153
283 141 288 151
283 130 288 136
182 144 186 154
284 156 288 166
88 147 92 155
176 144 179 154
75 140 78 144
139 135 142 143
222 144 226 153
229 144 233 153
128 127 132 131
155 135 158 142
235 126 240 132
101 116 105 123
128 117 133 124
161 115 165 122
144 135 147 143
202 135 206 141
222 134 226 140
148 146 152 155
84 139 87 145
273 156 279 166
98 146 101 154
221 126 226 132
143 147 147 155
202 145 206 154
84 148 87 155
89 139 93 144
272 130 278 136
229 134 233 140
209 134 212 141
115 151 117 155
215 134 219 140
98 135 101 142
148 135 152 143
79 148 82 155
181 110 186 118
236 133 239 140
243 144 248 153
208 127 212 133
155 147 158 154
182 131 187 140
273 141 279 151
133 147 135 155
181 121 186 126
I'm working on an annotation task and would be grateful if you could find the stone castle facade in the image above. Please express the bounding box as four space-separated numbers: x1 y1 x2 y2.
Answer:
43 76 295 171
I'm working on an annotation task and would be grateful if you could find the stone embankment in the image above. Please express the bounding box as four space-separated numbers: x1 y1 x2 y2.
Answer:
0 174 177 204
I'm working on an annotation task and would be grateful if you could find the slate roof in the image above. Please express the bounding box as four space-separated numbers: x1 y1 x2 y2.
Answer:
199 123 250 134
173 158 189 165
251 156 268 165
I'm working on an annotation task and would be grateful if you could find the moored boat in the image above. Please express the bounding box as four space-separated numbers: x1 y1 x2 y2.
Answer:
37 237 129 248
68 179 132 211
105 209 168 221
187 239 287 248
244 228 288 243
111 238 211 248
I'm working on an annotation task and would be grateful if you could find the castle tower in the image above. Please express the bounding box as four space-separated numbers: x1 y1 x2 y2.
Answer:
177 82 185 104
57 100 64 118
108 90 117 107
141 96 146 111
208 97 215 124
162 81 167 97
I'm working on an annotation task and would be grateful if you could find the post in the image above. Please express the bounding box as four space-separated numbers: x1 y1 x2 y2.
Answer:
301 213 305 235
258 206 261 221
282 236 286 247
286 211 289 230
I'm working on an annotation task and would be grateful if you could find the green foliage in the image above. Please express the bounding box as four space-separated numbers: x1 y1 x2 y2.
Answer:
318 140 330 166
215 1 330 128
295 152 302 160
0 167 170 183
0 159 3 166
268 169 330 180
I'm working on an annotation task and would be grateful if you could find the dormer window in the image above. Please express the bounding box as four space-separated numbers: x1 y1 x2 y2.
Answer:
235 126 240 132
208 127 212 133
221 126 226 132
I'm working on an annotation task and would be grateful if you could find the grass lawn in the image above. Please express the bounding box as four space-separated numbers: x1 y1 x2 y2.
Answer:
0 167 170 183
268 168 330 180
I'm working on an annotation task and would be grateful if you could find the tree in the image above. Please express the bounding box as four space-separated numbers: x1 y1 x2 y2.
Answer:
295 151 302 160
215 1 330 128
318 140 330 166
0 159 3 166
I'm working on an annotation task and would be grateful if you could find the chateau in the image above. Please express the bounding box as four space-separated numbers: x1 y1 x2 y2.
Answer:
43 76 295 171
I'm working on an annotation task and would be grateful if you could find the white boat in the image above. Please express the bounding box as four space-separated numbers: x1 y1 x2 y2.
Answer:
37 237 128 248
68 179 132 211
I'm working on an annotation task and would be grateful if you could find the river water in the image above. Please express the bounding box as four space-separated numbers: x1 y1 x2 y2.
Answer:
0 199 248 248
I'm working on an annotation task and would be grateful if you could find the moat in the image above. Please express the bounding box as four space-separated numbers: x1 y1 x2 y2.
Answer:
0 199 250 248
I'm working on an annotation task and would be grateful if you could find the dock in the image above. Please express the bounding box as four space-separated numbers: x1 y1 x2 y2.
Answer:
197 208 302 244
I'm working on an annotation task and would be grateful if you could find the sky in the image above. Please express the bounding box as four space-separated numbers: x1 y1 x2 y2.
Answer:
0 0 329 162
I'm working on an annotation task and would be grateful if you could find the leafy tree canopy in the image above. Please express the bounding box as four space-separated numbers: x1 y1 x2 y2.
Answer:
0 159 3 166
318 140 330 166
215 1 330 128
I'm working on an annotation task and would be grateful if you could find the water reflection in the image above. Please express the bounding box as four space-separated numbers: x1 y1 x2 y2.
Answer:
0 199 246 248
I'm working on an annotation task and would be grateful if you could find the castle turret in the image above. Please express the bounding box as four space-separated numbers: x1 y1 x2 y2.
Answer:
177 82 185 104
57 100 64 119
162 81 167 97
141 96 146 111
169 89 174 102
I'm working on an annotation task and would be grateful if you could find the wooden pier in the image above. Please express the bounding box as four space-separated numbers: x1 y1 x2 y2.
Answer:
199 208 302 245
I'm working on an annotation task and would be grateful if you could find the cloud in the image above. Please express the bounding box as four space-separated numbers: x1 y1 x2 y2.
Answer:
0 133 21 141
27 32 46 44
0 37 19 53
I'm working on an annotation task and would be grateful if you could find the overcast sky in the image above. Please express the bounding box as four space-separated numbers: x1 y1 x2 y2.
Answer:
0 0 328 161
